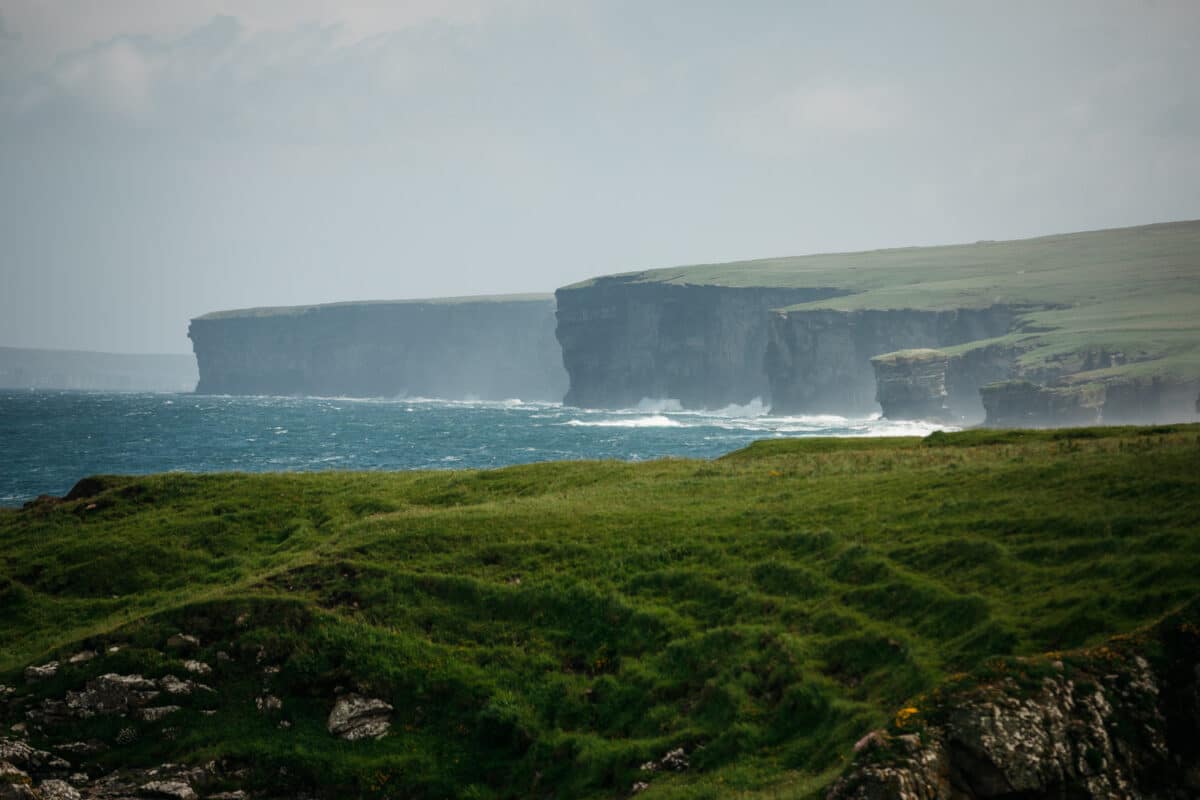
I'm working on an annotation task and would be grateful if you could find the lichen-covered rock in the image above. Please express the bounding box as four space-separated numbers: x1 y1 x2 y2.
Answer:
65 674 160 717
826 607 1200 800
326 694 392 741
133 707 182 723
36 779 80 800
181 661 211 677
23 663 58 682
0 739 63 772
138 780 198 800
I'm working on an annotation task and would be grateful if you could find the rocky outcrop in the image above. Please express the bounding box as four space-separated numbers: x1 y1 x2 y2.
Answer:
980 381 1104 428
766 307 1017 416
826 602 1200 799
189 296 567 401
979 377 1200 428
326 695 392 741
555 277 843 409
1100 377 1200 425
871 344 1022 424
871 350 952 421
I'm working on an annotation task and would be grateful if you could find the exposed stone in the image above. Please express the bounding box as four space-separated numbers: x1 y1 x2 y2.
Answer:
826 606 1200 800
766 306 1015 415
255 695 282 715
871 349 952 421
66 652 95 665
51 742 105 756
0 739 62 772
139 780 197 800
23 663 59 682
980 379 1103 428
36 779 81 800
182 661 211 677
65 674 160 717
166 635 201 652
158 676 200 697
134 707 182 723
326 694 392 741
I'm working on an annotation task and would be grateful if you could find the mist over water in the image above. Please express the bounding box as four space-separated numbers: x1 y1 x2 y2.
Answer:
0 391 951 505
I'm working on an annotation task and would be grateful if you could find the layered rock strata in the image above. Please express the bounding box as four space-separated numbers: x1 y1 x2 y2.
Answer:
189 296 567 401
765 307 1016 416
555 278 843 409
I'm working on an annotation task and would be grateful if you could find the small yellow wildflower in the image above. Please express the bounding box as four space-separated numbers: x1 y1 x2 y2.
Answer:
894 706 919 728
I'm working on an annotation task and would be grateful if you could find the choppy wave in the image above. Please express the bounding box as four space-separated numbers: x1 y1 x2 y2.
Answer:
0 390 956 506
563 415 683 428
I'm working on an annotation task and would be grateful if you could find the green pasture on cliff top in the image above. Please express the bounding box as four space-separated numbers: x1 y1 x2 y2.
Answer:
192 293 555 322
2 425 1199 798
568 219 1200 382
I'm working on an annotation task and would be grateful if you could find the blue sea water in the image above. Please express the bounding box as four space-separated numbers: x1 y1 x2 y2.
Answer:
0 391 951 506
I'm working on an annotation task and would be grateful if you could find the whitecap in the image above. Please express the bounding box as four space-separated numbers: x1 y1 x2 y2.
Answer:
562 415 683 428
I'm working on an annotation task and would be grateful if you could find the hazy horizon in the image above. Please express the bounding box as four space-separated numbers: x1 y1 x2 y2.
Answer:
3 1 1199 354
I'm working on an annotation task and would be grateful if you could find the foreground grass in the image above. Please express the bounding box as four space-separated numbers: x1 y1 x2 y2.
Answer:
2 425 1199 798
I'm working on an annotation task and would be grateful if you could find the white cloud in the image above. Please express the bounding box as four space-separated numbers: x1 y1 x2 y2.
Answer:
51 38 155 118
720 82 907 157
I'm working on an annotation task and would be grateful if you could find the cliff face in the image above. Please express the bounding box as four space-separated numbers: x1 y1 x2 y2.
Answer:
189 297 567 400
765 307 1016 415
555 278 843 409
871 350 953 421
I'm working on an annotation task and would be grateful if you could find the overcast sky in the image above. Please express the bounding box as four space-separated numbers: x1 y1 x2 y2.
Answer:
2 1 1198 353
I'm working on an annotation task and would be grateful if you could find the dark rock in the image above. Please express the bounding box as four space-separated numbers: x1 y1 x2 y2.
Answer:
767 306 1016 416
871 349 952 421
166 635 200 652
980 380 1103 427
556 279 839 409
189 297 568 401
65 674 160 717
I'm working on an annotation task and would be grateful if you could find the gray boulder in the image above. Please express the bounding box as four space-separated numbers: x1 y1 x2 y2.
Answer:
327 694 392 741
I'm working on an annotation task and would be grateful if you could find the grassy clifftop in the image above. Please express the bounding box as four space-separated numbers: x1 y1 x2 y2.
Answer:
2 426 1199 798
566 219 1200 389
192 293 555 322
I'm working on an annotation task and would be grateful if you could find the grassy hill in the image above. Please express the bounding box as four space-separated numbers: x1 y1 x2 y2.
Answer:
566 220 1200 385
2 426 1199 798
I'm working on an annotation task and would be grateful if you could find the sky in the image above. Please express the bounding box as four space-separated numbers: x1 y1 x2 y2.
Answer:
1 1 1198 354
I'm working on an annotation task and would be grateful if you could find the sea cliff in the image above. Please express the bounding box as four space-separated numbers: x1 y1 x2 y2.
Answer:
189 295 567 400
555 221 1200 424
554 277 841 409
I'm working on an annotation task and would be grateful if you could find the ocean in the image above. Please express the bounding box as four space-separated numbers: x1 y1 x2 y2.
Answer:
0 390 950 506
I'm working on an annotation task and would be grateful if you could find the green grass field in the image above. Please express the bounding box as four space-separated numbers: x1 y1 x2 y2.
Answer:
3 426 1200 798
